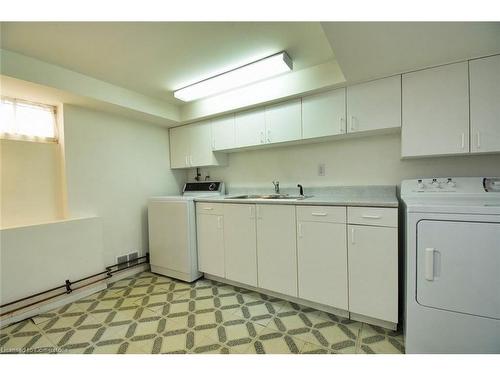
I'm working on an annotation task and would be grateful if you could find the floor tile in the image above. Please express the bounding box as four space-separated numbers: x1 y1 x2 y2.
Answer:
301 342 334 354
232 299 280 327
246 327 307 354
3 271 404 354
0 320 57 354
31 303 84 325
358 323 405 354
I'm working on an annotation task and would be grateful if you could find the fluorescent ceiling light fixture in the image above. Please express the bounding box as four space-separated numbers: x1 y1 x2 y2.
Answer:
174 52 293 102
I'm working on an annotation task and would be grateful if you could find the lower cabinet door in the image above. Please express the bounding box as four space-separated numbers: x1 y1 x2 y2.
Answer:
256 204 297 296
223 204 258 287
196 214 225 277
297 221 348 309
348 224 398 323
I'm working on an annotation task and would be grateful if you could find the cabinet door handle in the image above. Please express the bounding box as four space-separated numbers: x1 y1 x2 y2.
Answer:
249 206 254 219
185 156 189 167
189 155 193 166
217 216 223 229
461 133 465 149
267 129 271 143
260 131 265 144
425 248 435 281
311 212 327 216
351 228 355 244
361 214 381 219
202 207 213 210
477 131 481 149
298 223 303 238
212 138 216 149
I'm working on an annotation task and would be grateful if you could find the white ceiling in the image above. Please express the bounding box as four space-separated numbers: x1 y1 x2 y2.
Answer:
321 22 500 83
0 22 334 104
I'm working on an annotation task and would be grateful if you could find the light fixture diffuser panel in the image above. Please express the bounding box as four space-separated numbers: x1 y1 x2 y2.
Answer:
174 52 293 102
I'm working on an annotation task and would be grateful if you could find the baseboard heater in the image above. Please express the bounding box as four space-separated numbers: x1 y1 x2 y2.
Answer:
0 253 149 318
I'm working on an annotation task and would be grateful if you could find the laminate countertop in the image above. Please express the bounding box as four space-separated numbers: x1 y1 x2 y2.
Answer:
194 185 399 208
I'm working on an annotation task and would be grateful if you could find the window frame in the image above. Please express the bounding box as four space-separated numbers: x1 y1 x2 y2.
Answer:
0 96 59 143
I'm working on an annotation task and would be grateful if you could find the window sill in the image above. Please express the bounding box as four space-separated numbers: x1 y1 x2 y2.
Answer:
0 133 58 144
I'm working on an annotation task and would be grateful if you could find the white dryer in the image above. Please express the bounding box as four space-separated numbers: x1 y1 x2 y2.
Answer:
401 177 500 354
148 181 225 282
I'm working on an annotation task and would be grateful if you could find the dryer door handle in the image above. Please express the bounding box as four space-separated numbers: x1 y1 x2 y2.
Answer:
425 248 435 281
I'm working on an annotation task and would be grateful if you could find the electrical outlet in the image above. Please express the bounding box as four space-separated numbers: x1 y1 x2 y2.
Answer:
318 163 325 176
116 255 128 270
128 252 139 266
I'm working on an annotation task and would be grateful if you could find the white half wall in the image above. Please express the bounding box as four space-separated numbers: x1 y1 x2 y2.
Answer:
63 105 184 265
0 217 104 305
199 133 500 188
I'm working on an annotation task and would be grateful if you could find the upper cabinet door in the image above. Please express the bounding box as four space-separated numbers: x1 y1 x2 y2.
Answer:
234 108 266 148
169 125 190 169
302 88 346 139
264 99 302 143
347 75 401 133
402 62 470 157
470 55 500 154
189 121 215 167
211 115 235 151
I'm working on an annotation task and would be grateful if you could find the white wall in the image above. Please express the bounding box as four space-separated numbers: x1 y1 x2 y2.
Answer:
200 133 500 189
63 105 184 265
0 138 64 228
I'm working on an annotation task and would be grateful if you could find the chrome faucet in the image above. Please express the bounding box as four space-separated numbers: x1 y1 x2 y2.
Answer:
272 180 280 194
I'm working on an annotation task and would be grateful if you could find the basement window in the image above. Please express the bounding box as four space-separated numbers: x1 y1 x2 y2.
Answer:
0 96 58 142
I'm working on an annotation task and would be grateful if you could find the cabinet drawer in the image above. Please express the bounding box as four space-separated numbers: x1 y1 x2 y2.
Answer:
297 206 346 223
196 202 224 215
347 207 397 228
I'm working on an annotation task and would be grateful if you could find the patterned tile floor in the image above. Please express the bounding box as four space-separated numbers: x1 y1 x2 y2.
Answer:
0 271 405 354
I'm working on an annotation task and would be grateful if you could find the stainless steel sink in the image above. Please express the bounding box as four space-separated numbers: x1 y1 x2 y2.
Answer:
225 194 313 200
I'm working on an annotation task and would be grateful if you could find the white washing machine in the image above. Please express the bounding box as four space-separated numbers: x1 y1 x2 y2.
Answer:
401 177 500 354
148 181 225 282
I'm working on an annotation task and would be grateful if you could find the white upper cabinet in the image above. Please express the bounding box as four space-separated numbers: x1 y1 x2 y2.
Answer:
234 100 302 148
302 88 346 139
169 121 227 169
469 55 500 154
211 114 235 151
402 62 470 157
234 108 266 148
169 125 191 169
264 99 302 143
347 75 401 133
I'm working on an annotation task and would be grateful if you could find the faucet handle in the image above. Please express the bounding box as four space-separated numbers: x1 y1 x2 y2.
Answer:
297 184 304 196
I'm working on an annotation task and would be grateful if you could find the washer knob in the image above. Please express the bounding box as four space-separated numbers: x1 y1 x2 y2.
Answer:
447 178 456 187
417 179 425 189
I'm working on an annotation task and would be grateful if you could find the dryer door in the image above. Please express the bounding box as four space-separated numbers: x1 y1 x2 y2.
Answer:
416 220 500 319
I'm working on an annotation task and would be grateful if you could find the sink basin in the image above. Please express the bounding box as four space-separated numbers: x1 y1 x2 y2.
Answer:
225 194 313 200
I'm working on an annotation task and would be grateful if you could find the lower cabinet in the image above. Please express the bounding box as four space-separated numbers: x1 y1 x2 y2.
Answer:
256 204 298 297
297 207 348 310
196 205 225 278
223 204 258 287
348 224 398 323
195 202 398 327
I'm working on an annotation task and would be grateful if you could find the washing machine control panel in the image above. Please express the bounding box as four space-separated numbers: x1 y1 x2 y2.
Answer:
402 177 500 200
414 178 457 192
